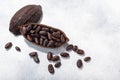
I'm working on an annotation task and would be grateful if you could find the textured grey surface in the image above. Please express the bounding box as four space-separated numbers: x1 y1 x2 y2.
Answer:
0 0 120 80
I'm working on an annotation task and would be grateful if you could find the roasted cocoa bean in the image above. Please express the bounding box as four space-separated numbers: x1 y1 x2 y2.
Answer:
43 39 49 47
15 46 21 52
84 57 91 62
47 32 52 40
26 24 32 31
52 55 60 61
77 59 83 68
73 45 78 51
52 31 61 38
52 36 61 42
39 31 47 36
60 52 69 57
40 38 44 45
29 52 39 63
33 56 40 63
61 34 65 43
47 40 54 47
5 42 12 49
42 27 49 31
34 38 39 44
66 44 73 51
76 49 85 55
29 52 38 57
36 27 41 33
54 62 61 68
48 64 54 74
31 33 39 37
47 52 53 60
30 30 35 34
27 35 33 42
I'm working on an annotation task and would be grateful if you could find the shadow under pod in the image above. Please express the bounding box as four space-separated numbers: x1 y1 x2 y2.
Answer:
25 39 69 54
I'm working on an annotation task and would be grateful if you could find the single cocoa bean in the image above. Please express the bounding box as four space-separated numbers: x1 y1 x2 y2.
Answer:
73 45 78 51
54 62 61 68
29 52 38 57
60 52 69 57
52 55 60 61
47 52 53 60
5 42 12 49
84 57 91 62
76 49 85 55
48 64 54 74
77 59 83 68
66 44 73 51
15 46 21 52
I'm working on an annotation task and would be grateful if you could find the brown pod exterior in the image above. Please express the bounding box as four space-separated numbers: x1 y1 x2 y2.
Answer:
20 23 69 48
9 5 43 35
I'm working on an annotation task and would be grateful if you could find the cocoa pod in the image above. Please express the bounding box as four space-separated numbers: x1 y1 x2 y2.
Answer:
9 5 43 35
20 23 69 48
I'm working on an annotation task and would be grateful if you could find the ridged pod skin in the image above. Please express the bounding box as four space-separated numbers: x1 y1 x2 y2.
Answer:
9 5 43 35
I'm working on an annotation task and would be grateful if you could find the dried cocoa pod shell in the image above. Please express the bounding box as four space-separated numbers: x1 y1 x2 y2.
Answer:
9 5 43 35
20 23 69 48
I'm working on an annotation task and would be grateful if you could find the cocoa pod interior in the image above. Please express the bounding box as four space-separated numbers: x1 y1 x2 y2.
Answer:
20 23 69 48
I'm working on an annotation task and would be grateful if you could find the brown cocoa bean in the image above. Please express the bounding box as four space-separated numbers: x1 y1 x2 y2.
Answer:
54 62 61 68
76 49 85 55
33 56 40 63
66 44 73 51
29 52 38 57
52 55 60 61
47 52 53 60
60 52 69 57
34 38 39 44
15 46 21 52
27 35 33 42
73 45 78 51
77 59 83 68
84 57 91 62
48 64 54 74
5 42 12 49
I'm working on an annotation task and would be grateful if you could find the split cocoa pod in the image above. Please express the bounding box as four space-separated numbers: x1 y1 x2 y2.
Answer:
20 23 69 48
9 4 69 48
9 5 43 35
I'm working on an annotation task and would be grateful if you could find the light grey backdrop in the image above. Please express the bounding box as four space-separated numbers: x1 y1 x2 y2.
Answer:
0 0 120 80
